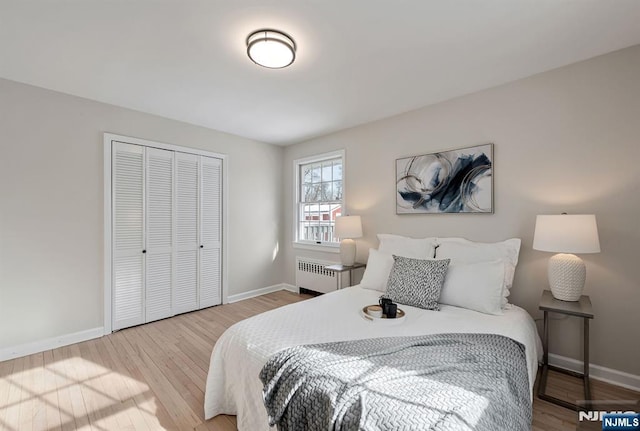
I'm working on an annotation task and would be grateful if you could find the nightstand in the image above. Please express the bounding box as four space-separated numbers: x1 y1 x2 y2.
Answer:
324 263 366 289
538 289 594 411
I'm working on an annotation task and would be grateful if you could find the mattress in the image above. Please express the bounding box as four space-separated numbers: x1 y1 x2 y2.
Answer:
204 286 542 431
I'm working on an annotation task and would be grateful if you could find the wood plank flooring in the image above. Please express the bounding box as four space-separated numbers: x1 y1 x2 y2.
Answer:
1 290 638 431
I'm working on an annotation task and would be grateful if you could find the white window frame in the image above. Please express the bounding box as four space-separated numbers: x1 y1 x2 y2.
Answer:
293 149 345 253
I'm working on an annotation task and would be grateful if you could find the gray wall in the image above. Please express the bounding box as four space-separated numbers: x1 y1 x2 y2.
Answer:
283 45 640 376
0 78 285 348
1 45 638 377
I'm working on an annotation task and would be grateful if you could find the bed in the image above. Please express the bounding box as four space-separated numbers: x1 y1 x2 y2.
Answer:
204 236 542 431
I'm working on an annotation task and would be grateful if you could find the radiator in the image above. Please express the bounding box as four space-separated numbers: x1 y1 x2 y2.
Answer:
295 257 338 294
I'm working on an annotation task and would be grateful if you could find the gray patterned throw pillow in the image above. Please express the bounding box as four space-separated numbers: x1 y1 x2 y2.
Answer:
384 256 450 310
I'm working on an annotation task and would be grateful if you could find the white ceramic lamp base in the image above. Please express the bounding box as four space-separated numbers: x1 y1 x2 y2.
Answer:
548 253 586 301
340 238 356 266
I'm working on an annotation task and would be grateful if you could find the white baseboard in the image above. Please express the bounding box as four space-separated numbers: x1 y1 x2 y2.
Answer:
549 353 640 392
1 285 302 362
0 327 104 362
281 283 299 293
226 283 299 303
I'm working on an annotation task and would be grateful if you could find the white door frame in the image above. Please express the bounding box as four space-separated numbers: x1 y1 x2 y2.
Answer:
103 133 229 335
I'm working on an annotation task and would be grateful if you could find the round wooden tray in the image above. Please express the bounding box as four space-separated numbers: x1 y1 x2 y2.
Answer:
361 305 406 323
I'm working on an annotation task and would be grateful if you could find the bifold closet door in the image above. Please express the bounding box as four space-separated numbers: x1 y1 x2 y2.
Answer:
145 148 174 322
174 152 200 314
112 142 145 331
111 140 223 331
200 156 222 308
175 154 222 311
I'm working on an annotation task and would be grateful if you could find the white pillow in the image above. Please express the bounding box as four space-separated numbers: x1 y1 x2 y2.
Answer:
359 248 395 292
439 260 505 315
377 234 436 259
435 237 521 306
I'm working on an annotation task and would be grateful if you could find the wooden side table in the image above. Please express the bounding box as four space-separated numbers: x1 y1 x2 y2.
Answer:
324 263 366 289
538 289 594 411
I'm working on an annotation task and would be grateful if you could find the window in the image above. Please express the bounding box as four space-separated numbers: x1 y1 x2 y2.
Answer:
294 150 344 247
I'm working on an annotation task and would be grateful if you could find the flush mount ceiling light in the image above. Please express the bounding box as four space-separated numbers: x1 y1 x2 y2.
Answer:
246 29 296 69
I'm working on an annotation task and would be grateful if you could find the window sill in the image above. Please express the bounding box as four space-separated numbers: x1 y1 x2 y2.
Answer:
292 242 340 254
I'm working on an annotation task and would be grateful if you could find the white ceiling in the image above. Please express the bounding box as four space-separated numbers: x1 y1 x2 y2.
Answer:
1 1 640 145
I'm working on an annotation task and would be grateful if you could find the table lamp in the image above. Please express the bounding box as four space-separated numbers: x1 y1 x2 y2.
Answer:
533 214 600 301
335 215 362 266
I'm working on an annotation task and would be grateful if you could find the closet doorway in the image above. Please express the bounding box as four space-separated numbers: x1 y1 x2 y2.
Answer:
103 133 227 333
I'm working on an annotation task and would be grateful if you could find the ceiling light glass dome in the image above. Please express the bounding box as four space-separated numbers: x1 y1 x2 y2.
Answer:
246 29 296 69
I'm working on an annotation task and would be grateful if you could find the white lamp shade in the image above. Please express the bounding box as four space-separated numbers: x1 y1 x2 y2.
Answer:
533 214 599 301
533 214 600 254
335 215 362 239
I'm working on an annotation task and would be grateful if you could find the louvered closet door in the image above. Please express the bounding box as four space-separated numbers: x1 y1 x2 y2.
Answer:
145 148 174 322
200 156 222 308
112 142 145 330
174 152 200 314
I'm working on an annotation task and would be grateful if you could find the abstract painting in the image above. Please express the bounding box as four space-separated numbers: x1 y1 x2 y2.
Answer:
396 144 493 214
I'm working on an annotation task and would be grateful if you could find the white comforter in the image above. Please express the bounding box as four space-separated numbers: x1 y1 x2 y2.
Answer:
204 286 542 431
